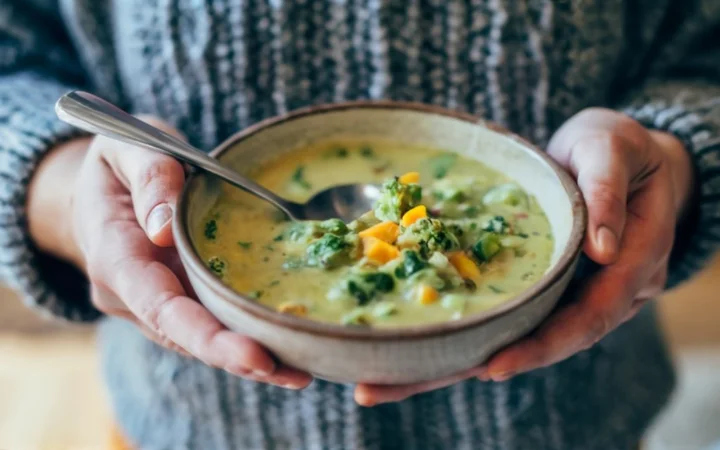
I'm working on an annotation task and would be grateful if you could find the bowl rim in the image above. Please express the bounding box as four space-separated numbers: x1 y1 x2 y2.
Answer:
174 100 587 341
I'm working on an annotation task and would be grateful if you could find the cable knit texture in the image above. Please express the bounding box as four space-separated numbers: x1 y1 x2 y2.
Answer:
1 0 719 449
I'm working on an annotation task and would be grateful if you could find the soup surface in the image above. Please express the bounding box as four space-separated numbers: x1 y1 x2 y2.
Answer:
194 139 553 327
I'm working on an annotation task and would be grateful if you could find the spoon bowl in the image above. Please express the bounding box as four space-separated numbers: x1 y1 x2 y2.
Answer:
55 91 380 223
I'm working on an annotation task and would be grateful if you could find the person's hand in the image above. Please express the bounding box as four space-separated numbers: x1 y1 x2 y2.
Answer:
69 117 312 389
354 108 694 406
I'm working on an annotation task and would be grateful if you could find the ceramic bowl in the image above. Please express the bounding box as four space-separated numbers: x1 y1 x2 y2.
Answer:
174 102 586 385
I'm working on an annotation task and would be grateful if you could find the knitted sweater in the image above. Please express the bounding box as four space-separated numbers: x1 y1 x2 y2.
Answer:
2 0 720 448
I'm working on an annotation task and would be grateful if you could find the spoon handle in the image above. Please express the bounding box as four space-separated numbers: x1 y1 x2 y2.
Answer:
55 91 300 218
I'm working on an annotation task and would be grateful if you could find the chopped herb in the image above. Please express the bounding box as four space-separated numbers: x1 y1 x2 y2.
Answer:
470 223 478 230
532 231 540 236
483 216 510 234
207 256 226 277
330 148 349 158
204 219 218 240
273 234 284 242
248 290 264 299
427 153 458 179
290 165 312 190
488 285 504 294
269 280 281 287
518 233 529 238
263 244 275 251
263 256 270 263
238 241 252 249
546 233 553 240
360 146 375 158
521 271 534 281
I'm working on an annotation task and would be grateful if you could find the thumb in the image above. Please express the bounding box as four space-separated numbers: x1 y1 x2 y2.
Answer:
100 117 187 247
553 134 630 265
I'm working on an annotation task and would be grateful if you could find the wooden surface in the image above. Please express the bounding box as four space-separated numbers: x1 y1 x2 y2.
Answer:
0 255 719 450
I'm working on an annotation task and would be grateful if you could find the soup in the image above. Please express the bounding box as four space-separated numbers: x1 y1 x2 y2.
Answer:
194 139 553 327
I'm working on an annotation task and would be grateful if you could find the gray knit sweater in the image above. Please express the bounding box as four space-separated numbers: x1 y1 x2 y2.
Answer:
2 0 720 449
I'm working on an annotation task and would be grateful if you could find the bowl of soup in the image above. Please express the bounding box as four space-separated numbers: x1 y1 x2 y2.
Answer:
174 102 586 384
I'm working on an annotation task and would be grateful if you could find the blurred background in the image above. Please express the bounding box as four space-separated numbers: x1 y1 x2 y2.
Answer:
1 255 719 450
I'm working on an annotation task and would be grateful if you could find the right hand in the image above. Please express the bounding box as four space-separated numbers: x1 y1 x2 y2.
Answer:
71 117 312 389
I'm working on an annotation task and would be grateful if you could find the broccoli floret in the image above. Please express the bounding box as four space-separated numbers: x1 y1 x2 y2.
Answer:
393 250 428 279
471 232 502 262
373 177 423 222
334 271 396 306
318 218 349 235
305 234 354 269
207 256 226 277
397 218 461 257
286 218 349 243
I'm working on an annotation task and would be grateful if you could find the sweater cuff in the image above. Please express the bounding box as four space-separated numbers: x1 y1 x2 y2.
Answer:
624 103 720 289
0 72 100 322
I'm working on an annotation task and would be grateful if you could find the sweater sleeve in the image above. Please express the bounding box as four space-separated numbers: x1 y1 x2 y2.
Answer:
622 80 720 289
0 1 101 321
616 0 720 289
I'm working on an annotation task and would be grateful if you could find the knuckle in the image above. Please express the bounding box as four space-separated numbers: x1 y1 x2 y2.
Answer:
136 158 184 192
588 180 626 214
574 107 615 122
139 289 179 335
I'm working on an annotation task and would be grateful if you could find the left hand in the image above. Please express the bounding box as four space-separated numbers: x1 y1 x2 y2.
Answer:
354 107 694 406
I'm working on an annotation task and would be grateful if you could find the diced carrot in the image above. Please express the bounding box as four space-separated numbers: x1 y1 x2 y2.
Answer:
398 171 420 184
401 205 427 227
448 251 482 280
358 221 400 243
417 285 439 305
277 302 308 317
363 236 401 264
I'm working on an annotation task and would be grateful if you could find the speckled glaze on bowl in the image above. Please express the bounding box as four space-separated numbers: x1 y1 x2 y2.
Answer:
173 102 586 385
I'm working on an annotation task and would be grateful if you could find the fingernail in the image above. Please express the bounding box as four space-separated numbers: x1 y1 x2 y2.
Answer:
147 203 173 237
596 226 618 257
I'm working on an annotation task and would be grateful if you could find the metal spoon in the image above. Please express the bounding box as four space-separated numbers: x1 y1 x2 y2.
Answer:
55 91 379 222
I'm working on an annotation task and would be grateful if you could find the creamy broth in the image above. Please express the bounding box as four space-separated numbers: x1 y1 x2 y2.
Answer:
194 139 553 327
